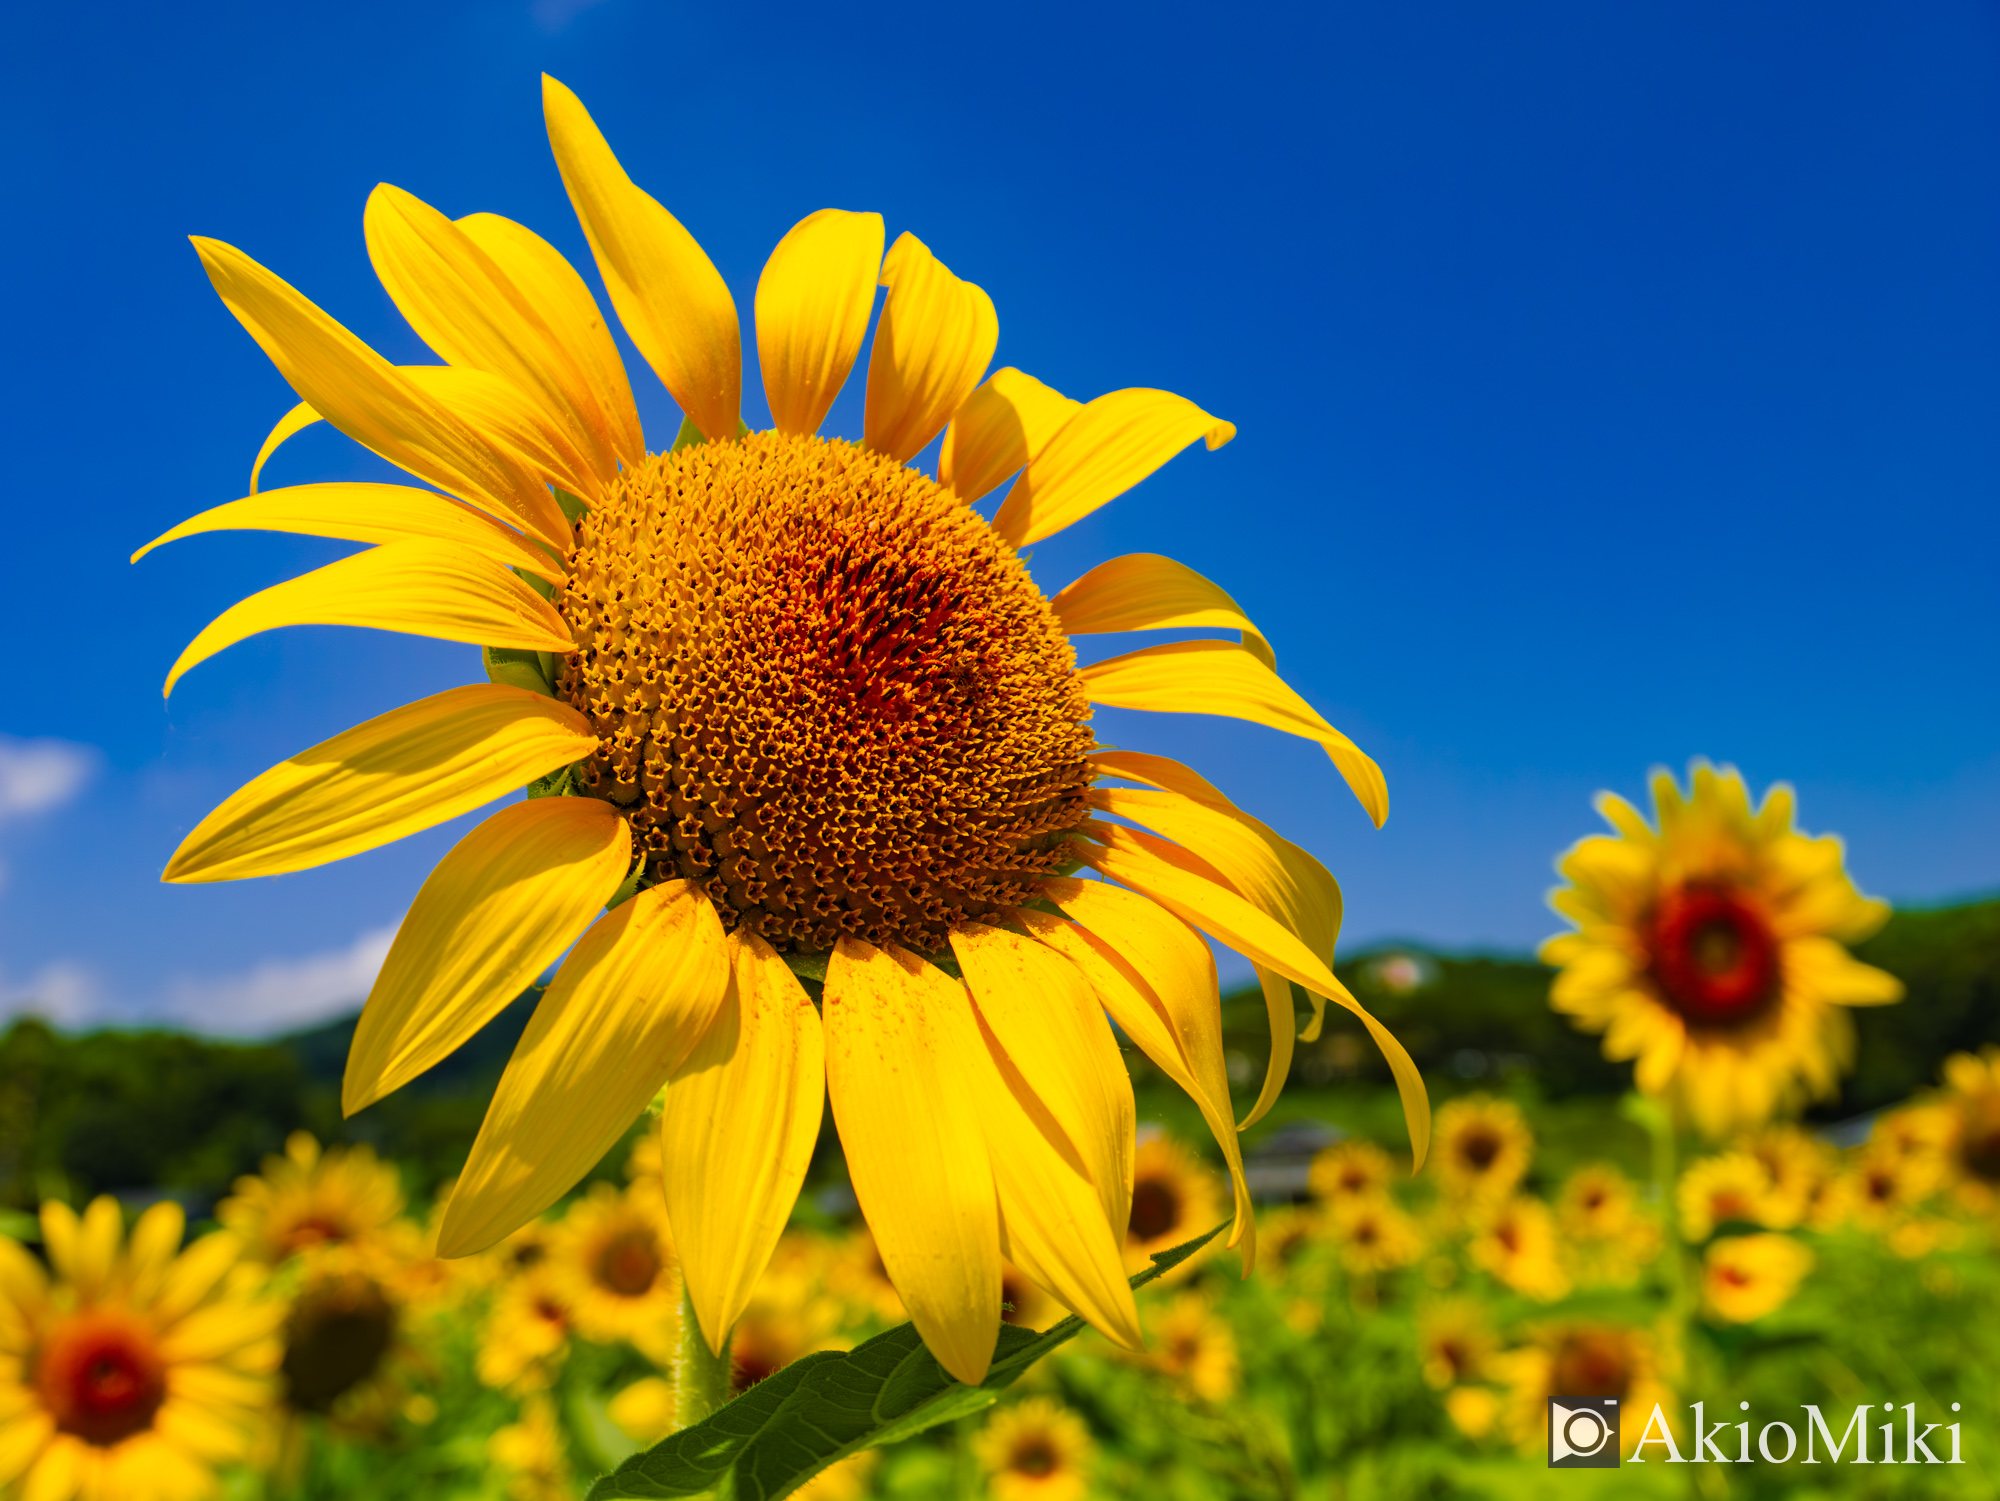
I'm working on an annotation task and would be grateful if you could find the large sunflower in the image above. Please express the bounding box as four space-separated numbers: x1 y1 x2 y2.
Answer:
1541 763 1902 1139
0 1200 283 1501
142 76 1426 1388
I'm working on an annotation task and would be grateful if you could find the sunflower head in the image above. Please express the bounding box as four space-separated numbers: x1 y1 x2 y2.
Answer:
1417 1297 1497 1389
1498 1321 1673 1459
1676 1151 1780 1242
1468 1197 1571 1302
477 1266 573 1394
1328 1194 1424 1276
1842 1141 1941 1231
974 1397 1095 1501
1145 1291 1240 1402
1123 1134 1225 1279
218 1132 404 1267
1940 1047 2000 1200
549 1182 680 1362
1431 1096 1533 1204
1308 1138 1397 1204
279 1265 399 1416
1701 1233 1814 1324
1542 763 1903 1138
1555 1164 1661 1287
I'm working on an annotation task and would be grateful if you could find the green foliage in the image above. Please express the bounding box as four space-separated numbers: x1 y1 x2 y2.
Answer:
588 1226 1224 1501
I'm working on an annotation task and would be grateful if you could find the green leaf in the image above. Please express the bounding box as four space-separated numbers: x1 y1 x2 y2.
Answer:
586 1223 1225 1501
482 645 554 698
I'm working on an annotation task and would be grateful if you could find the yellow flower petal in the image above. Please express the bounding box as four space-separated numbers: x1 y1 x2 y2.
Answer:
938 367 1082 505
660 931 825 1354
343 797 629 1115
1245 965 1298 1134
457 211 647 471
862 232 998 463
163 685 598 883
124 1201 186 1292
247 400 319 494
1025 882 1254 1265
162 538 573 698
755 208 885 437
541 74 741 443
990 387 1234 548
190 235 569 546
950 922 1132 1233
1079 826 1430 1169
132 482 564 583
1079 639 1387 827
0 1411 53 1489
365 183 635 486
19 1433 82 1501
398 364 600 501
823 939 1000 1386
439 880 729 1255
1053 553 1273 668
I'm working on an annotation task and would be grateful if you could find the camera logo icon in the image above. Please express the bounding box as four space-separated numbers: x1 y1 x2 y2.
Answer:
1548 1396 1619 1468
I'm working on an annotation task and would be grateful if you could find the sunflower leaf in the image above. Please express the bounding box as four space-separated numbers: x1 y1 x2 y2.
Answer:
585 1223 1225 1501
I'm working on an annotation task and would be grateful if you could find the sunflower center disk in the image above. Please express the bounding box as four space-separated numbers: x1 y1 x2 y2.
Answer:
558 432 1093 953
37 1313 167 1446
1646 883 1780 1028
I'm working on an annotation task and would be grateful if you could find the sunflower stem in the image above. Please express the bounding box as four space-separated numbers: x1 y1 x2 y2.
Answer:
673 1285 732 1430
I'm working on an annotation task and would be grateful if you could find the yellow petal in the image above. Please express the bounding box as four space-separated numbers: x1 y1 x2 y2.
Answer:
343 797 629 1114
990 387 1234 548
164 684 598 883
398 364 599 501
123 1203 186 1293
439 881 729 1255
755 208 885 437
950 923 1133 1233
248 400 320 494
459 213 646 469
36 1202 82 1286
823 939 999 1385
956 993 1143 1351
1027 881 1254 1265
862 232 998 463
938 367 1082 505
132 482 564 583
366 183 635 485
162 538 573 698
190 236 569 546
660 931 825 1353
1078 824 1429 1169
541 74 741 443
1243 964 1297 1133
1079 640 1387 827
1053 553 1273 668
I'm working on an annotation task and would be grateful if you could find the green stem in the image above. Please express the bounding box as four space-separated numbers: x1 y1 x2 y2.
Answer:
673 1286 733 1430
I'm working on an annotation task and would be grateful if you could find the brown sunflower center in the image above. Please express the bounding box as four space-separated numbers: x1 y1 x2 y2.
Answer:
278 1214 352 1256
1011 1437 1060 1477
36 1312 167 1446
1553 1331 1632 1398
593 1229 664 1298
1960 1100 2000 1184
1456 1128 1502 1172
1129 1178 1184 1241
556 432 1093 955
281 1271 397 1414
1647 884 1780 1027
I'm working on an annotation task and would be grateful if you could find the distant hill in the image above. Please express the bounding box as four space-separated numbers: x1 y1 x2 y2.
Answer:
2 899 1994 1215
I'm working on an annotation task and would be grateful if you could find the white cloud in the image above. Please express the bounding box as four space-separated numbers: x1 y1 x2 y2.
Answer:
162 925 398 1038
0 961 105 1030
0 737 98 823
530 0 610 33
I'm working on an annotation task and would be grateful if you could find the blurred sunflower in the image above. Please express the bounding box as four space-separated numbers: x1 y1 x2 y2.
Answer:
143 73 1426 1385
824 1229 906 1327
1146 1292 1240 1401
1936 1048 2000 1211
1741 1124 1835 1229
1701 1234 1814 1324
476 1265 572 1393
1328 1196 1424 1276
488 1393 571 1501
0 1199 283 1501
1497 1322 1674 1460
1554 1164 1659 1287
1542 763 1902 1138
217 1132 403 1267
1307 1138 1397 1205
1123 1135 1225 1280
1431 1097 1533 1206
547 1182 679 1365
1417 1298 1497 1389
974 1398 1094 1501
1000 1261 1059 1332
792 1451 879 1501
274 1252 411 1427
1842 1141 1940 1233
607 1376 677 1445
1676 1153 1779 1242
1467 1198 1570 1302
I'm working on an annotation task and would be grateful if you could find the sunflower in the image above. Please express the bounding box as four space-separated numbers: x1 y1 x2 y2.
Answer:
1145 1292 1239 1401
1542 763 1903 1138
217 1132 403 1267
1307 1138 1397 1205
488 1394 571 1501
1701 1234 1814 1324
143 73 1427 1386
272 1241 424 1431
1417 1298 1497 1389
1431 1096 1533 1206
1675 1152 1779 1242
1444 1386 1502 1441
1841 1141 1940 1234
1467 1197 1570 1302
1327 1195 1424 1276
1935 1048 2000 1211
974 1398 1094 1501
1123 1134 1226 1280
0 1198 284 1501
1554 1164 1660 1287
476 1265 572 1394
546 1182 679 1364
1741 1124 1836 1229
1497 1322 1675 1460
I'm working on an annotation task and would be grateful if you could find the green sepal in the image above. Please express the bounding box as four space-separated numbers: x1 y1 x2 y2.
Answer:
526 764 582 800
511 565 558 602
605 855 649 912
782 950 830 984
552 486 590 524
669 414 753 453
586 1223 1225 1501
483 645 555 699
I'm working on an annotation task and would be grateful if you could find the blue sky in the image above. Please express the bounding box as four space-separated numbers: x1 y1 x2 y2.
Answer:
2 0 1996 1034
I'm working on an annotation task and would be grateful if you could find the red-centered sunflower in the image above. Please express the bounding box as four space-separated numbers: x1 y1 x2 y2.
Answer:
1541 763 1902 1139
136 76 1428 1387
